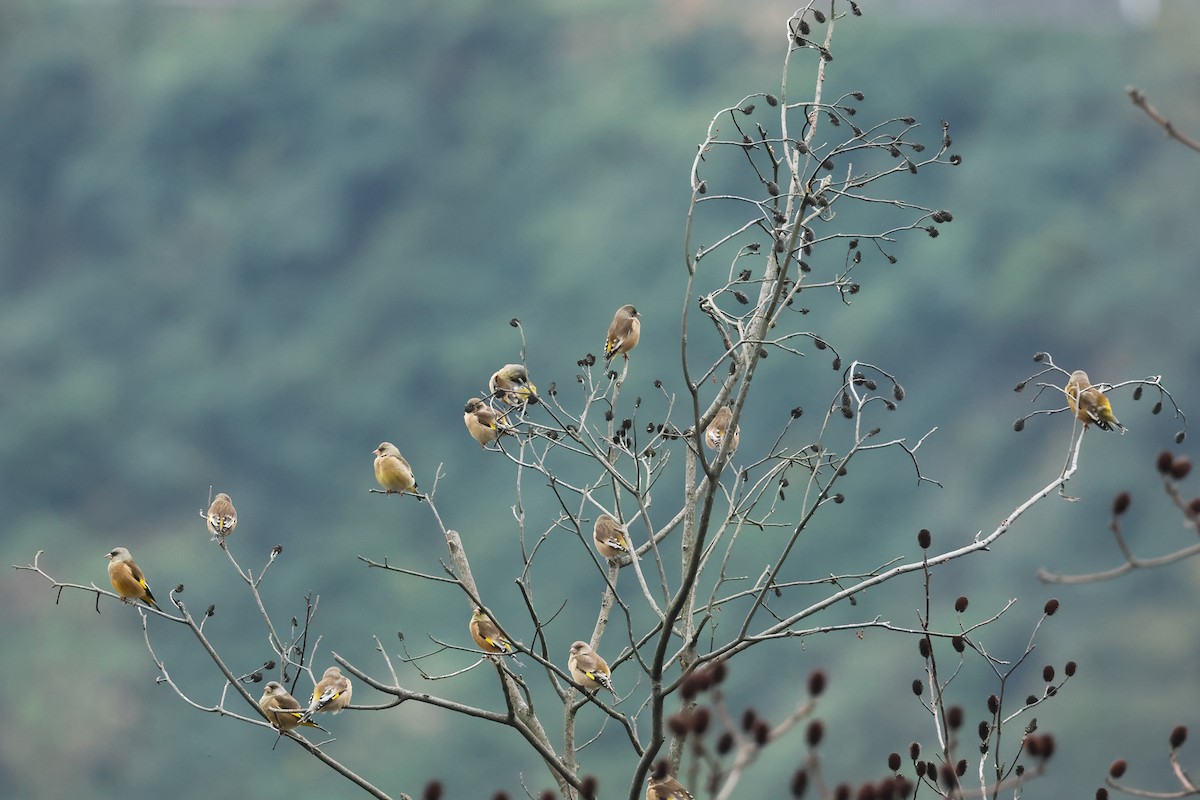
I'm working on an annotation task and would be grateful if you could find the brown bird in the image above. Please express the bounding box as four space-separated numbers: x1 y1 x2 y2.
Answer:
105 547 160 611
464 397 510 448
593 514 633 561
704 405 740 453
373 441 418 495
301 666 353 722
1065 370 1124 432
489 363 538 406
469 607 516 655
259 681 322 732
568 640 615 697
604 304 641 364
205 492 238 541
647 775 694 800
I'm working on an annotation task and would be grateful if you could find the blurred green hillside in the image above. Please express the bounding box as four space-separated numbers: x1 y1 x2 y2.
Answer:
4 1 1200 798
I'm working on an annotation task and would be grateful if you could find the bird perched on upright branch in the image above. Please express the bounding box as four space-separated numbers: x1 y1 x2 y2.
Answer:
469 607 517 655
105 547 160 611
604 304 641 364
1065 370 1125 432
489 364 538 406
593 514 633 561
704 405 740 453
372 441 419 495
205 492 237 542
463 397 510 448
568 640 616 697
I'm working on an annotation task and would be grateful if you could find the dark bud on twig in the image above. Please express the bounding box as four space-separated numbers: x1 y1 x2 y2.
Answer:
850 1 862 15
604 410 614 422
1044 598 1060 616
917 529 931 549
948 706 963 730
893 384 905 401
205 605 215 617
956 758 968 776
887 753 902 771
692 707 711 735
1113 492 1131 515
949 154 962 165
791 769 809 797
1109 759 1127 778
1170 725 1188 749
987 694 1000 714
1157 450 1175 473
1171 457 1192 479
918 638 930 659
978 720 990 740
272 544 283 556
250 671 263 683
1013 380 1027 392
1187 497 1200 518
914 762 926 779
539 792 556 800
833 493 844 503
791 406 804 419
1153 401 1163 415
808 669 827 696
1025 694 1038 705
766 94 779 107
549 382 557 396
952 636 965 653
832 356 842 371
938 762 957 790
175 584 184 594
812 9 826 22
1133 385 1143 400
580 777 598 800
1043 665 1055 683
1065 661 1077 676
509 318 520 328
742 708 758 731
669 714 689 736
1096 790 1109 800
716 732 734 755
740 104 755 115
911 679 923 696
709 659 728 684
1013 418 1026 432
955 595 969 613
909 742 920 761
753 719 771 745
423 781 443 800
925 226 939 238
734 290 749 305
767 181 779 196
697 180 707 195
1177 431 1187 444
806 719 824 747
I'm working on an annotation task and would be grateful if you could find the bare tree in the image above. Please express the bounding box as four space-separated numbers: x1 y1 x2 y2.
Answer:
17 3 1192 800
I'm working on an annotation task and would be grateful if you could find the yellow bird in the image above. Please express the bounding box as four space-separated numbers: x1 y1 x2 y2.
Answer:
1065 370 1124 432
373 441 419 495
302 666 353 721
647 775 694 800
469 607 516 655
489 364 538 406
463 397 510 448
593 514 633 561
704 405 740 453
604 304 641 364
105 547 161 611
206 492 238 541
259 681 322 732
568 640 616 697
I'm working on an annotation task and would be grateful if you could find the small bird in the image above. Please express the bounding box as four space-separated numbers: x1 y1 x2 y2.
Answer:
647 775 694 800
301 666 353 722
105 547 161 611
469 607 516 655
464 397 510 448
568 640 616 697
205 492 238 541
373 441 419 495
1065 370 1125 433
604 304 641 364
704 405 740 453
593 514 633 561
489 364 538 406
259 681 322 732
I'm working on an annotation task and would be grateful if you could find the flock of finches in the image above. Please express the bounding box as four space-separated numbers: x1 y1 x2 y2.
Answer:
97 297 1121 798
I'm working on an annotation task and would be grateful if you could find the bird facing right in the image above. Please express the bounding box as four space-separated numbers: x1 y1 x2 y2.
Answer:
647 775 694 800
1064 370 1124 432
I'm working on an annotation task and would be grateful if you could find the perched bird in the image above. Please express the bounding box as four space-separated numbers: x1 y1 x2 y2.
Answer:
373 441 418 495
604 304 641 364
205 492 238 541
568 640 616 697
464 397 510 448
469 607 516 655
259 681 322 732
1065 370 1125 433
105 547 160 611
704 405 740 453
301 666 353 722
489 364 538 406
593 514 633 561
647 775 694 800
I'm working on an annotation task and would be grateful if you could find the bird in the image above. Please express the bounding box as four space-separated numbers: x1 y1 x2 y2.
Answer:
259 681 323 732
1065 370 1125 433
604 304 641 364
647 775 694 800
489 364 538 406
593 514 633 561
704 405 740 453
373 441 419 495
464 397 510 448
469 607 517 655
568 640 616 697
105 547 161 611
205 492 238 541
301 666 353 722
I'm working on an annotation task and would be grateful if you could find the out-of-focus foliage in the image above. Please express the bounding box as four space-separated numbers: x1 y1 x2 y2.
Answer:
3 1 1200 798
